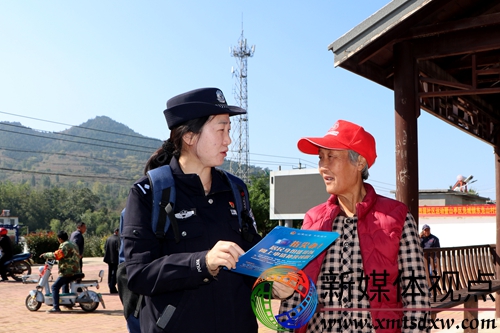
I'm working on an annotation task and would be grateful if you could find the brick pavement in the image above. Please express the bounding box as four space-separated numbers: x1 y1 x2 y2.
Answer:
0 257 126 333
0 257 278 333
3 257 496 333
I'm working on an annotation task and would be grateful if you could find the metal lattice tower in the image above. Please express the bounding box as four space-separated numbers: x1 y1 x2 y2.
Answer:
230 28 254 182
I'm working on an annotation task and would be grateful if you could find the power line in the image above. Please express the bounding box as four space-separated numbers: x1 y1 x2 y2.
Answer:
0 122 158 151
2 123 316 169
0 127 154 154
0 167 135 182
369 179 396 187
0 130 315 174
0 146 124 164
1 111 355 174
2 110 321 170
0 110 160 143
249 159 316 169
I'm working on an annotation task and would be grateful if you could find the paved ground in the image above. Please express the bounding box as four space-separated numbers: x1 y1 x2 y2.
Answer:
1 257 498 333
0 257 279 333
1 257 126 333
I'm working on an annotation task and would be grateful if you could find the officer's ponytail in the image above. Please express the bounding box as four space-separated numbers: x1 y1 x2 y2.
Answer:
143 115 211 174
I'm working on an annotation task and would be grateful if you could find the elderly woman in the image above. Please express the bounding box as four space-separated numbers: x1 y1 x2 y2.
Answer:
278 120 430 333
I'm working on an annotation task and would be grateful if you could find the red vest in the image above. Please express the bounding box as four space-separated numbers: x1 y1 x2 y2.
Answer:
298 183 407 333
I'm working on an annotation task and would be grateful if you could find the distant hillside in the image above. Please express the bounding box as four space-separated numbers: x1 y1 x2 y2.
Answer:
0 116 159 186
0 116 267 187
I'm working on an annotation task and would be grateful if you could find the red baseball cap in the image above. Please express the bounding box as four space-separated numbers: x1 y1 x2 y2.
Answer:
297 120 377 168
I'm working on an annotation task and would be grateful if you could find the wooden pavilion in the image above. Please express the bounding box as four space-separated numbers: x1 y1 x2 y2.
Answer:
329 0 500 316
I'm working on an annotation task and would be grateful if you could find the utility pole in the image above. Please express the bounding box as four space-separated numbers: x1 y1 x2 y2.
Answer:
230 26 254 182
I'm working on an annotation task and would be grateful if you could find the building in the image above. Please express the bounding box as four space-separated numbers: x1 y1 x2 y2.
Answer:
270 169 495 247
419 190 495 247
0 210 19 226
0 210 21 243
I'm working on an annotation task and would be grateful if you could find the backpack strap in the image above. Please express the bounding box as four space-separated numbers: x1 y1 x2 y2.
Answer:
118 208 126 264
133 294 143 318
219 170 255 242
147 165 179 242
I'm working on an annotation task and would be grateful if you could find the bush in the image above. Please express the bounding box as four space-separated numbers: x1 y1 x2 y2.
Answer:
25 232 107 262
13 242 24 255
83 234 106 258
24 231 59 264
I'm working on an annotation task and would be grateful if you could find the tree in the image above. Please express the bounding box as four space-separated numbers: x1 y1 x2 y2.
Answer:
467 188 479 196
49 219 61 232
59 187 100 222
0 182 34 227
247 175 276 236
42 175 51 187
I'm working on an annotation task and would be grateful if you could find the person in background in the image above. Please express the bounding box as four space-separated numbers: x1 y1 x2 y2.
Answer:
70 222 86 270
104 228 120 294
0 228 13 281
420 224 440 249
420 224 440 275
63 221 86 294
40 231 80 313
122 87 262 333
278 119 431 333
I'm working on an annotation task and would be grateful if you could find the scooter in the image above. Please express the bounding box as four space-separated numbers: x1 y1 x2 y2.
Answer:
25 259 105 312
3 252 32 281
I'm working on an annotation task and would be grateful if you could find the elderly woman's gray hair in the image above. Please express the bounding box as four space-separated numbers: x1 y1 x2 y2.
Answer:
348 150 369 180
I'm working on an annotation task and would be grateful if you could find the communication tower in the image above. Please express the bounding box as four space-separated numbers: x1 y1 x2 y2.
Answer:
230 27 254 182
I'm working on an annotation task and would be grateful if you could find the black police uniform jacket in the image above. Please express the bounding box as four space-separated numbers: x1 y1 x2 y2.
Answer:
123 158 261 333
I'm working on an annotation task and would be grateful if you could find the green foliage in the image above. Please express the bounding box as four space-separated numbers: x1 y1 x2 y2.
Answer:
467 188 479 196
24 231 59 264
0 182 124 234
0 115 273 257
24 231 107 261
49 219 62 232
247 175 277 236
83 234 106 258
13 242 24 255
80 208 121 236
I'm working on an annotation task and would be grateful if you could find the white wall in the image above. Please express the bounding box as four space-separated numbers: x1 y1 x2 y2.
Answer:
419 215 494 247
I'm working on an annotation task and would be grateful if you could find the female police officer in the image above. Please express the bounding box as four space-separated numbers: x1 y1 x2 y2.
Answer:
122 88 261 333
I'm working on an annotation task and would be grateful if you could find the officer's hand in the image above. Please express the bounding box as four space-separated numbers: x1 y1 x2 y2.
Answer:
272 281 295 300
206 241 244 272
39 253 45 258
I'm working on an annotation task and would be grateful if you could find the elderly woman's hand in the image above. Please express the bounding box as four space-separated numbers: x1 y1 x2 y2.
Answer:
272 281 295 300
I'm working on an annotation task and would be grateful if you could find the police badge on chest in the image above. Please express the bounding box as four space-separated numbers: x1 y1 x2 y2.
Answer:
229 201 237 216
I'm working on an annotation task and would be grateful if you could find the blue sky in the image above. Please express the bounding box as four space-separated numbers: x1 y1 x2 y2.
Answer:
0 1 496 200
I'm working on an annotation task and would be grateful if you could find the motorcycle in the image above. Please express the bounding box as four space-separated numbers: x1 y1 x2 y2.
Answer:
3 252 32 281
25 259 105 312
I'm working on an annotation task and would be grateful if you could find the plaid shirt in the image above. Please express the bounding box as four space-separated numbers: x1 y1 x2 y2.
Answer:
280 213 430 333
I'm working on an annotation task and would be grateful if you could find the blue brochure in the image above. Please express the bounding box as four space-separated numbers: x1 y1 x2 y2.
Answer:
233 226 339 277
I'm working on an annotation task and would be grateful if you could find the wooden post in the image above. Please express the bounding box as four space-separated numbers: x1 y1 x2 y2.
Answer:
495 140 500 319
464 298 479 333
393 41 420 223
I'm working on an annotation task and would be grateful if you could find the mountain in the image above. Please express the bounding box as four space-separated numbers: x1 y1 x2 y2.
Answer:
0 116 160 186
0 116 268 187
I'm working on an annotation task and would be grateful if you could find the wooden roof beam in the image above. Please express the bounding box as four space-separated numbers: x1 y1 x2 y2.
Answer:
413 25 500 60
418 60 498 118
409 12 500 38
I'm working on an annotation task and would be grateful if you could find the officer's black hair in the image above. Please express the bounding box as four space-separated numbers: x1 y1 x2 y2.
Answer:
144 115 211 174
